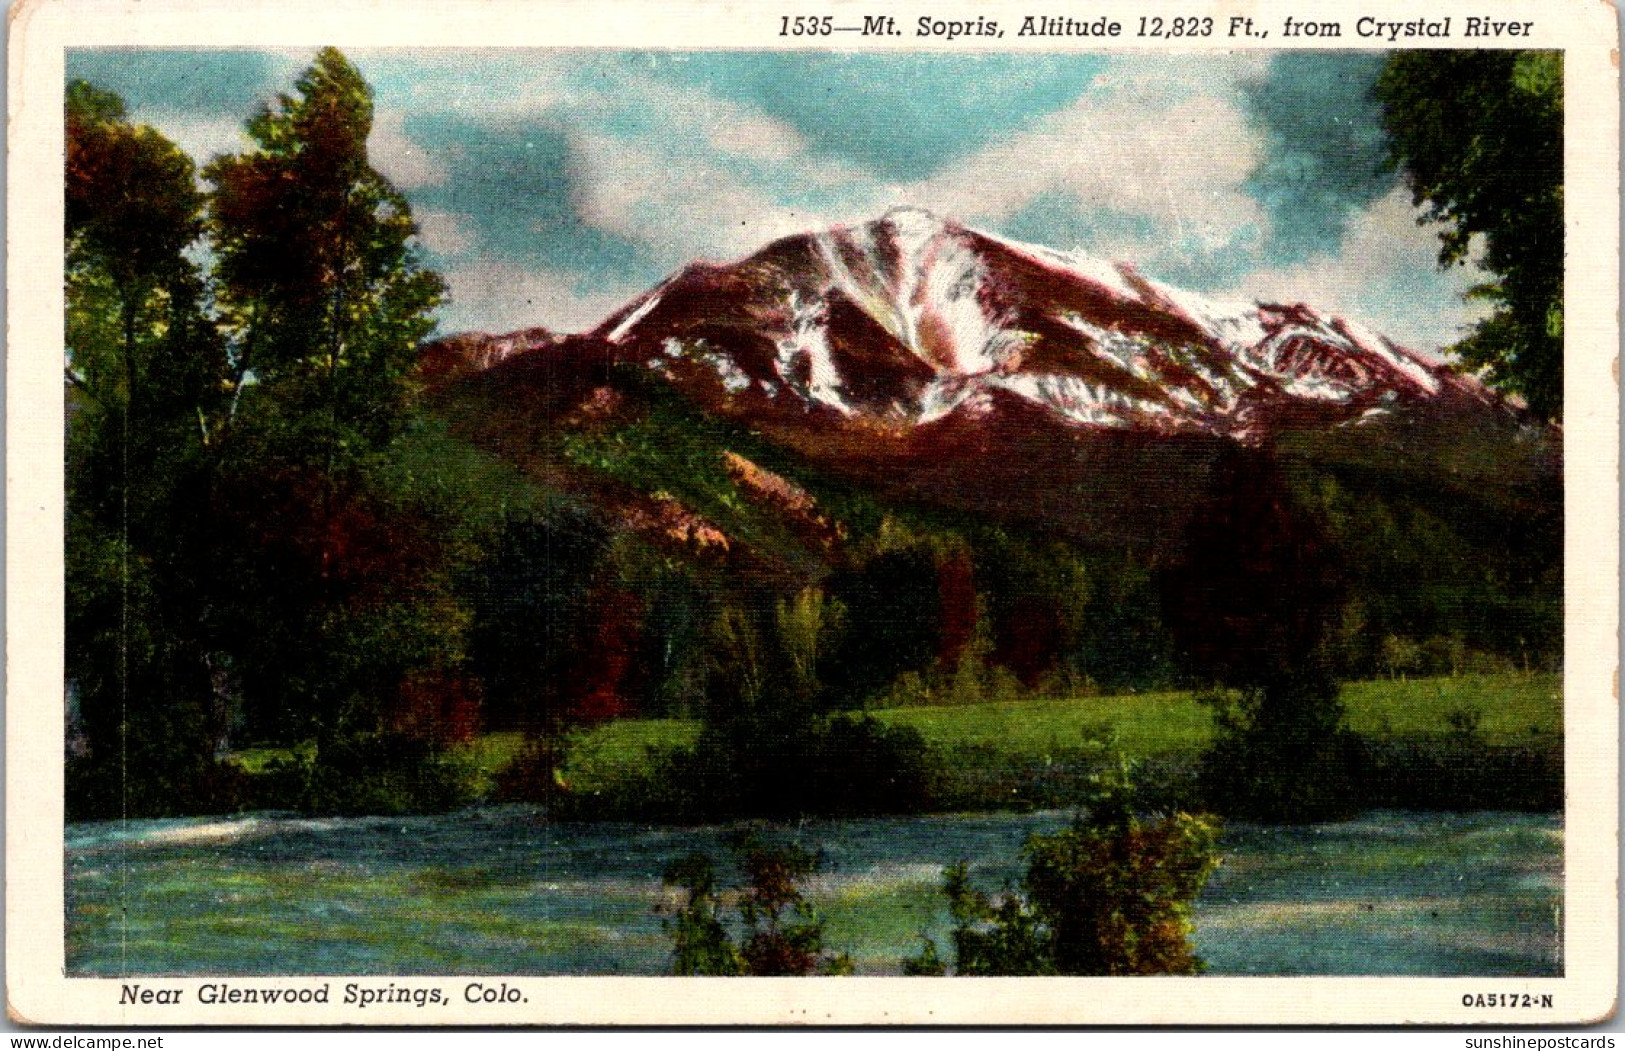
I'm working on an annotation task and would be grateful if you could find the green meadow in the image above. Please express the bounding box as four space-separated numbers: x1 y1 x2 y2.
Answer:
231 673 1559 801
522 673 1561 799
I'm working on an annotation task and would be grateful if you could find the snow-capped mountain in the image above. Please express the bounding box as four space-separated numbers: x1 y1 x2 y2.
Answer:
569 206 1513 442
430 208 1554 553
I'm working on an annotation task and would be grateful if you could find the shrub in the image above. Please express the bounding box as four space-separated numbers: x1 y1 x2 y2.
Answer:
906 765 1221 976
658 834 853 976
554 584 941 822
659 852 745 976
1354 734 1561 811
1196 674 1363 822
654 712 936 822
490 734 572 806
67 754 250 821
254 731 474 815
1443 704 1484 739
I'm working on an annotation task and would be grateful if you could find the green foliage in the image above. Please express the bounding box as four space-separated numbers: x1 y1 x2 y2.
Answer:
735 837 855 976
823 546 945 706
465 508 612 732
923 859 1054 975
1443 704 1484 740
1381 634 1424 681
602 711 935 824
198 49 457 756
204 47 445 456
1378 51 1563 419
658 836 853 976
203 457 469 747
1065 555 1178 691
64 79 229 819
67 79 205 330
1355 734 1561 813
65 53 465 819
907 766 1221 975
659 853 744 976
1196 682 1361 823
553 585 938 821
1290 462 1561 680
899 936 946 976
776 586 846 707
973 530 1092 687
254 732 475 815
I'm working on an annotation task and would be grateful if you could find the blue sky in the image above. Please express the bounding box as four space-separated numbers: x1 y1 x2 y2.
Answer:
66 47 1485 350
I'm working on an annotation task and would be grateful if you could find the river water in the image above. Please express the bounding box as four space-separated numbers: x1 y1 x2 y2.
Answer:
65 807 1561 976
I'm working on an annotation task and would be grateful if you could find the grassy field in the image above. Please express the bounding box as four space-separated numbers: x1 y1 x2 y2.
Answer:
533 673 1560 791
1336 675 1560 741
227 673 1560 811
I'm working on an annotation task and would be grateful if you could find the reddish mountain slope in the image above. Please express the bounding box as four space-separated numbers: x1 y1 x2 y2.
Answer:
430 208 1556 551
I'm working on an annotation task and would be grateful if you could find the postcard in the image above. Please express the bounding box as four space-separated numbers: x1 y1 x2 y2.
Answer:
8 0 1618 1026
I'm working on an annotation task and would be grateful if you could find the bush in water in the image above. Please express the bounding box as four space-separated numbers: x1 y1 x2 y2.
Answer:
907 764 1221 975
658 834 853 976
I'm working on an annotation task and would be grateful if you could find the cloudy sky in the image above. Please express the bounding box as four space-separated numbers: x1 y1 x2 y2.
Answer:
66 47 1487 350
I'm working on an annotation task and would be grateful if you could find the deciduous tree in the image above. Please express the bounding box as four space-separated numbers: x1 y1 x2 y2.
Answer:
201 48 453 752
204 46 445 465
65 81 231 817
1378 51 1563 419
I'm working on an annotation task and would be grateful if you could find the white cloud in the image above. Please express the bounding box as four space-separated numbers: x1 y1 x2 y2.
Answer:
703 110 808 163
360 49 578 120
414 210 475 255
146 111 252 168
567 127 881 267
544 66 887 265
438 256 643 335
899 75 1267 257
1216 188 1488 353
370 110 449 190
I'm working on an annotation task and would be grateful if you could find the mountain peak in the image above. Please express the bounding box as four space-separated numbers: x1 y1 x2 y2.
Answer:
878 204 951 241
459 211 1528 444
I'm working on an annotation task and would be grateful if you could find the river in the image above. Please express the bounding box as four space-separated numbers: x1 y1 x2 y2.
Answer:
66 807 1561 976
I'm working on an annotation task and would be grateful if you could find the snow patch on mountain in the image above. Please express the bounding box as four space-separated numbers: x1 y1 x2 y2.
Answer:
813 231 904 350
769 292 850 414
1060 313 1162 387
992 373 1127 428
1142 277 1266 352
914 375 979 425
979 227 1140 302
1340 317 1442 395
606 291 662 344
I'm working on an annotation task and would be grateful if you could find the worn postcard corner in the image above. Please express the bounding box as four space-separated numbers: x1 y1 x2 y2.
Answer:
8 0 1620 1028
